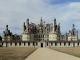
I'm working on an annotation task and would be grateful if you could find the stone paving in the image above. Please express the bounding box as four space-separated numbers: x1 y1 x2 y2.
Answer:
25 48 80 60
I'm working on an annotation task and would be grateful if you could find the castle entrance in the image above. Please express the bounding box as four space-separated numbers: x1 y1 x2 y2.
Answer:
41 43 43 47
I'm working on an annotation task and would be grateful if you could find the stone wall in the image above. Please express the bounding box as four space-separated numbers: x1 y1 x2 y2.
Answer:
0 41 80 47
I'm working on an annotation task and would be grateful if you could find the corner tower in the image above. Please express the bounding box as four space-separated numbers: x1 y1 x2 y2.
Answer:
49 18 60 41
22 18 34 41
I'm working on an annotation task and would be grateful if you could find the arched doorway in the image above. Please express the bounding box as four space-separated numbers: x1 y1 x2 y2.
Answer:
41 43 43 47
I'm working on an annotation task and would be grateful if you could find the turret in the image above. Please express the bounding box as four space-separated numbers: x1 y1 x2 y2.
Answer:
53 18 56 32
43 21 45 28
26 18 29 32
43 21 45 33
58 23 60 26
6 25 8 30
57 23 60 33
40 17 42 24
72 24 76 36
73 24 75 29
77 30 78 40
39 17 43 29
23 22 25 32
26 18 29 25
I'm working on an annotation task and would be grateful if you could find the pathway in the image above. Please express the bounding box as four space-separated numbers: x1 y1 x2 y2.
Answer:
25 48 80 60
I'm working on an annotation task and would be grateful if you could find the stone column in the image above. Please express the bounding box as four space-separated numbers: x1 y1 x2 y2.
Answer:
79 42 80 46
12 42 15 47
38 42 40 47
49 42 51 48
35 42 38 48
30 42 33 47
17 42 19 47
61 42 64 47
66 42 68 47
75 42 77 47
53 42 55 47
25 42 28 47
3 42 6 47
8 42 10 47
43 42 46 48
70 42 73 47
57 42 60 47
21 42 24 47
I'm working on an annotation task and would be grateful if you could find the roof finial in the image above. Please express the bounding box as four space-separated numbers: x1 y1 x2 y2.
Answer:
6 25 8 27
40 17 42 21
44 21 45 23
73 24 75 28
6 25 8 30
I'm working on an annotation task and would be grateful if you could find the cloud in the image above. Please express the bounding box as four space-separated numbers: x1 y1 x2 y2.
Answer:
0 0 80 38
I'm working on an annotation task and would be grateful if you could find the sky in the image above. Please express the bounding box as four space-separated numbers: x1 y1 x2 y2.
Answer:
0 0 80 39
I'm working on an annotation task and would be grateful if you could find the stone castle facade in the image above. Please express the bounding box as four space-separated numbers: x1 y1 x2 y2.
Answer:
0 17 79 47
22 17 78 41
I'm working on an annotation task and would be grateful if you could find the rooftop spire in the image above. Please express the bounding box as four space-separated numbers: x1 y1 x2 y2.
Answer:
6 25 8 30
6 25 8 27
44 21 45 23
73 24 75 28
40 17 42 21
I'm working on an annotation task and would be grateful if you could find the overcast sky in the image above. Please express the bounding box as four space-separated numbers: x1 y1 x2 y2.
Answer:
0 0 80 39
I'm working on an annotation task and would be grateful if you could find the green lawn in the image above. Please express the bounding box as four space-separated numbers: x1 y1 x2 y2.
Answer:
50 47 80 58
0 47 37 60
